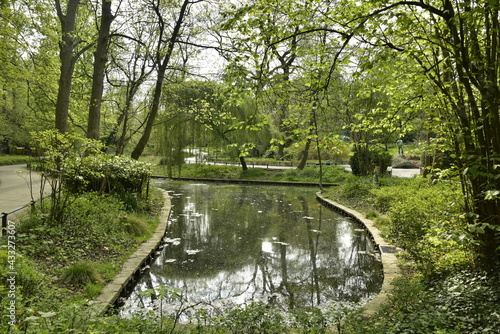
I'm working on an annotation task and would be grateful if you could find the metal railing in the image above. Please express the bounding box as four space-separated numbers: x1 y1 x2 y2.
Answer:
1 201 35 236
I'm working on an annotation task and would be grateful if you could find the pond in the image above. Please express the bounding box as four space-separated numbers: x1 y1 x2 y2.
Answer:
120 181 383 321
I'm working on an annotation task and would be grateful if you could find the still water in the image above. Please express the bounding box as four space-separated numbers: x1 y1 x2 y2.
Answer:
120 181 383 320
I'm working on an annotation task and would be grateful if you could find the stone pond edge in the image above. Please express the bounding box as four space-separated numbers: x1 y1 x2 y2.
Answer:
316 192 400 316
89 188 172 316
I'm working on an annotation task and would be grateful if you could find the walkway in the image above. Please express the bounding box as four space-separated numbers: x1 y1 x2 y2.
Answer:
187 159 421 178
0 164 47 214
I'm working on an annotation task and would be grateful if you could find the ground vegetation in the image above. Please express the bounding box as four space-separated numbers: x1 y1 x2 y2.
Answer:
1 0 499 331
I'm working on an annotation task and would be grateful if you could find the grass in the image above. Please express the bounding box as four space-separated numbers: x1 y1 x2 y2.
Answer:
0 154 31 166
0 189 164 331
155 163 354 184
60 261 103 288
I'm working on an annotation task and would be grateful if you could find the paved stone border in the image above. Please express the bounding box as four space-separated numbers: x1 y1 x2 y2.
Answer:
316 192 400 316
89 189 171 316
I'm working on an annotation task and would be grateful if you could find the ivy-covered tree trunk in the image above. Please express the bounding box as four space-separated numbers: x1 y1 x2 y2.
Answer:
87 0 115 140
54 0 80 133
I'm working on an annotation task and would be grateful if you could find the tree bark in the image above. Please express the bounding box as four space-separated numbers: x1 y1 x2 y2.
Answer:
55 0 80 133
87 0 115 140
296 137 311 170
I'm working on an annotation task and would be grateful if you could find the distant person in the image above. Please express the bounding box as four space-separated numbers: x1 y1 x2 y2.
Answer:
396 139 404 156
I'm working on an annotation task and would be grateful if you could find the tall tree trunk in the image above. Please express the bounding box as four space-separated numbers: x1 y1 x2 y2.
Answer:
87 0 115 140
55 0 80 133
296 137 311 170
131 0 190 160
239 155 248 170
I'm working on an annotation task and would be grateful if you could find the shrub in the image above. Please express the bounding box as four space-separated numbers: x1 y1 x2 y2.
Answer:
0 250 44 299
370 178 472 275
343 271 500 334
60 261 102 287
339 178 373 199
392 155 419 168
365 210 379 219
119 214 150 237
350 145 392 176
215 302 287 333
64 154 152 196
0 155 31 166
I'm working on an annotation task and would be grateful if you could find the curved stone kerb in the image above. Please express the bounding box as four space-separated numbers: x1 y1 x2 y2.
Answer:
89 189 171 316
316 192 400 316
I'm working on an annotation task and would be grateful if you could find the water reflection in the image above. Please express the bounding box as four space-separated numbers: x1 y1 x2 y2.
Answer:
121 181 383 319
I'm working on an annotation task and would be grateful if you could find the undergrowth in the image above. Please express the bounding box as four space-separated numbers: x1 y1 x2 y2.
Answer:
0 189 162 332
3 161 499 333
322 175 500 333
0 155 31 166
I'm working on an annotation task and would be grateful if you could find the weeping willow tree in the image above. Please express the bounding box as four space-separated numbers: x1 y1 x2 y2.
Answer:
158 115 188 178
157 80 270 173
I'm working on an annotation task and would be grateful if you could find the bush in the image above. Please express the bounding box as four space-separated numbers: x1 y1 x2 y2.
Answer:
64 154 152 195
350 146 392 176
370 178 472 275
392 155 419 168
342 271 500 334
339 178 373 199
343 275 448 334
215 302 287 333
60 261 102 287
0 155 31 166
119 214 150 237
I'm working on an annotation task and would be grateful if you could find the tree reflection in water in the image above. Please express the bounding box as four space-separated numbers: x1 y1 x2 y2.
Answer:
120 181 383 321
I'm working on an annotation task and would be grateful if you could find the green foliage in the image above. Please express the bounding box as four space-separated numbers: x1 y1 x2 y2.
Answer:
169 163 353 184
343 275 449 334
342 271 500 334
0 155 31 166
84 282 103 298
2 188 162 333
239 168 267 179
272 166 353 183
18 192 158 272
0 250 44 299
64 154 152 196
284 138 351 164
350 145 392 176
326 176 473 276
213 302 287 334
60 261 102 288
391 155 419 168
339 178 373 199
177 163 243 179
30 130 152 225
290 307 329 333
118 214 150 237
371 178 471 275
